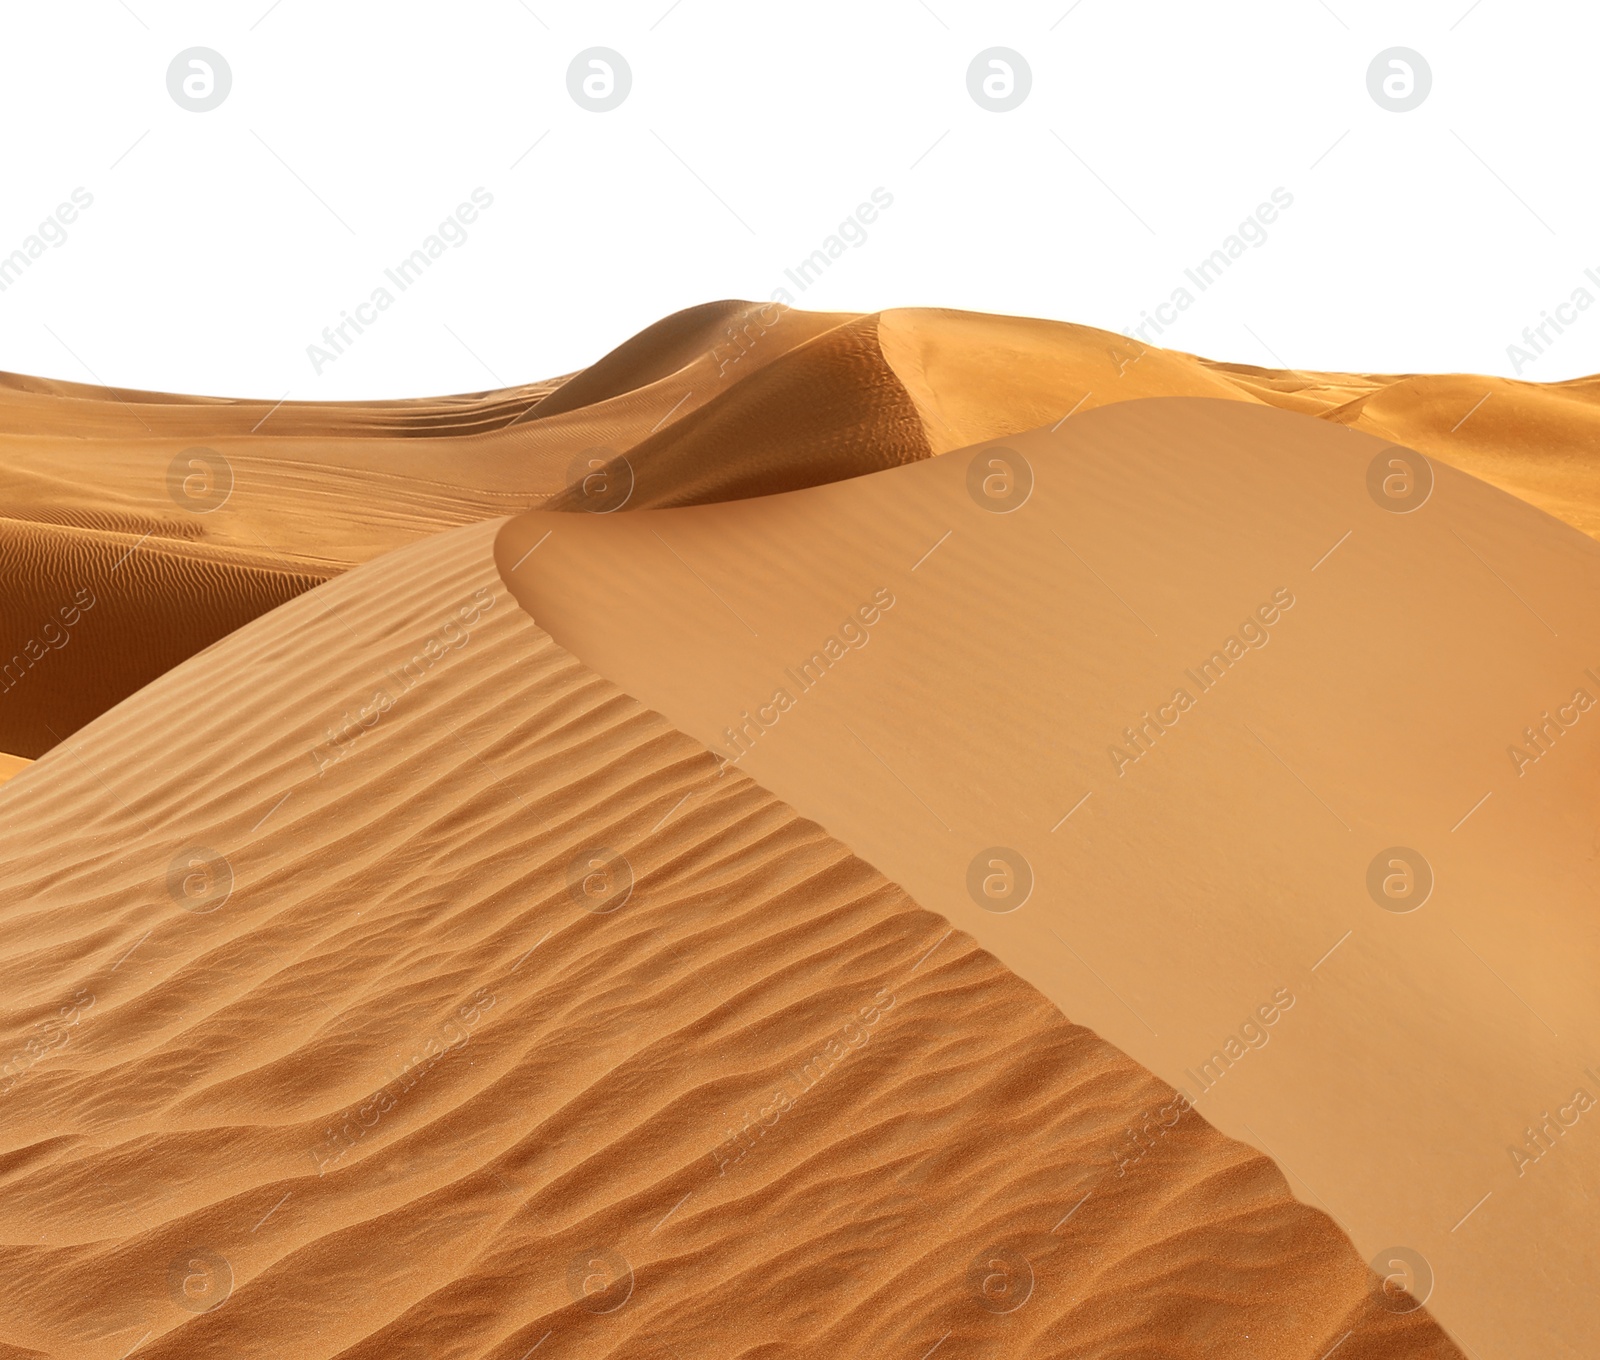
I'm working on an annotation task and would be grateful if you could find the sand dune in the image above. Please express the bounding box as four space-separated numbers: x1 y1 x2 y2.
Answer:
5 303 1598 757
518 298 851 422
501 397 1600 1358
0 518 1460 1357
549 312 930 511
4 301 1596 1355
0 520 326 759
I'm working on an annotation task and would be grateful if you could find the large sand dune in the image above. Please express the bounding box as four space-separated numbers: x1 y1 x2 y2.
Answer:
6 303 1598 758
500 397 1600 1358
0 519 1459 1357
3 301 1595 1355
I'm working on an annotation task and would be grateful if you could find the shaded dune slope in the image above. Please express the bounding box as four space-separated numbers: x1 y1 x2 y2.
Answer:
0 521 325 758
548 314 932 510
519 299 849 422
0 520 1458 1358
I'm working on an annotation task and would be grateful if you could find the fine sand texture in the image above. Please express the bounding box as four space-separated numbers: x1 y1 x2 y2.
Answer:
0 753 28 785
7 302 1599 758
0 519 1461 1358
500 398 1600 1359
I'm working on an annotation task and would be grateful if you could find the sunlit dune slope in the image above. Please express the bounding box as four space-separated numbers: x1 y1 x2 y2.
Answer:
500 397 1600 1359
0 519 1458 1359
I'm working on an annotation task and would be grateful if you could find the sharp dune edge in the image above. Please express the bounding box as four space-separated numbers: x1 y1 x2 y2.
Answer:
0 520 1459 1357
1 301 1593 1355
5 302 1599 756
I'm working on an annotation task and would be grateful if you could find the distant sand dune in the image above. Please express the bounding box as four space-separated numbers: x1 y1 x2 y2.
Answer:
518 298 851 421
0 520 325 758
4 304 1598 755
0 520 1460 1358
549 313 930 510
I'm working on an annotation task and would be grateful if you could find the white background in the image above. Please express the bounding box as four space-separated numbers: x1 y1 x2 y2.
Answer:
0 0 1595 399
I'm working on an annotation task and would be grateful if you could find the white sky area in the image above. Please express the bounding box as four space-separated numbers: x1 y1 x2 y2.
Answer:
0 0 1594 398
